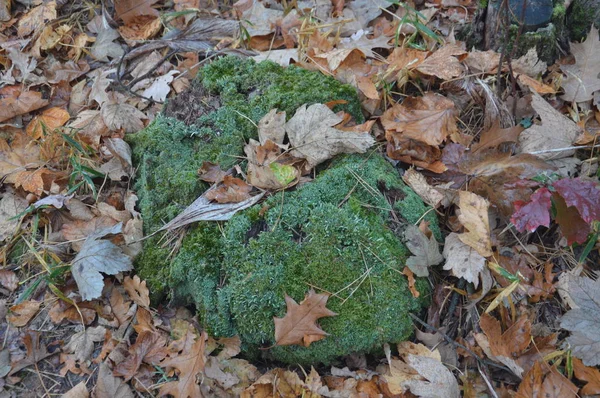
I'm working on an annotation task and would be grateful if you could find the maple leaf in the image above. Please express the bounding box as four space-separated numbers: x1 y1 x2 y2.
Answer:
561 27 600 102
9 331 53 376
573 357 600 395
518 92 582 160
273 289 337 347
71 223 133 301
0 90 49 123
470 121 524 154
552 177 600 224
403 225 444 277
553 193 590 245
511 187 552 233
457 191 492 258
442 233 486 288
381 92 457 147
159 330 207 398
101 102 147 133
285 104 375 168
560 274 600 366
91 26 125 62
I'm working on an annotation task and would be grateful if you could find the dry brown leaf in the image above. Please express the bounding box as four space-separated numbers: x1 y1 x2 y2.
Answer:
205 176 253 204
518 74 556 94
159 329 207 398
470 121 524 154
7 300 41 327
26 107 70 139
286 104 375 168
91 26 125 62
198 162 229 184
382 93 457 146
9 331 53 376
68 110 110 148
518 92 582 160
238 0 282 37
96 362 134 398
404 224 443 277
113 330 167 381
0 269 18 291
245 139 300 190
273 289 337 347
123 275 150 309
573 357 600 395
561 27 600 102
62 381 89 398
119 15 161 41
515 361 578 398
463 50 500 74
403 266 421 298
416 43 466 80
402 168 444 208
14 167 67 196
63 326 106 363
457 191 492 258
0 189 28 242
101 102 147 133
115 0 159 23
402 354 460 398
258 108 286 145
0 90 49 122
17 1 57 37
442 232 486 288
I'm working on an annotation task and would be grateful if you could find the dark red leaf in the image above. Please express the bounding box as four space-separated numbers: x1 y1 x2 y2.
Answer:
553 193 591 245
511 188 552 232
553 178 600 224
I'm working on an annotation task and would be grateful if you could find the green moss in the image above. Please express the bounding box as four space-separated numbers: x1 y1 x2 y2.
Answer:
130 57 437 364
505 24 558 64
567 0 600 41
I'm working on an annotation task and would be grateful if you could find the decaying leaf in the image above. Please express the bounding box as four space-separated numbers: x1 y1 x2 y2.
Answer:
457 191 492 258
515 361 578 398
91 25 125 62
63 326 106 363
123 275 150 309
442 233 486 288
402 168 444 208
71 223 133 301
101 102 147 133
273 289 337 347
96 362 134 398
0 90 49 123
560 274 600 366
416 43 466 80
285 103 375 168
404 225 444 277
25 107 70 139
382 93 457 147
511 187 552 233
402 354 460 398
0 189 28 242
159 329 207 398
7 300 41 327
113 330 167 381
518 92 582 160
573 357 600 395
470 121 524 154
205 176 253 204
561 27 600 102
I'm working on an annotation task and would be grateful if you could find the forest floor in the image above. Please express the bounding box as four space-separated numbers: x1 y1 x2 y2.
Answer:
1 0 600 397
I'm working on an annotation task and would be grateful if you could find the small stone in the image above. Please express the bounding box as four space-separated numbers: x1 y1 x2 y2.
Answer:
507 0 553 29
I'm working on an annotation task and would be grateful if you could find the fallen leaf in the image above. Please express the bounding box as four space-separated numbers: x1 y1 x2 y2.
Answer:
9 331 53 376
17 1 57 37
573 357 600 395
205 176 253 204
68 110 110 148
416 44 466 80
71 223 133 301
442 233 486 288
518 92 582 160
518 74 556 94
403 266 420 298
285 103 375 168
115 0 159 23
62 381 88 398
0 189 28 242
0 90 49 122
402 355 460 398
553 177 600 224
7 300 41 327
245 139 300 190
258 108 286 145
159 329 207 398
561 27 600 102
560 275 600 365
142 70 178 101
238 0 282 37
101 102 147 133
470 121 524 154
198 162 229 184
515 361 578 398
113 330 167 380
382 93 457 147
553 193 591 245
26 107 70 139
404 225 444 277
119 15 162 41
401 168 444 208
457 191 492 258
95 362 134 398
0 269 18 291
91 26 125 62
123 275 150 309
511 187 552 233
63 326 106 363
273 289 337 347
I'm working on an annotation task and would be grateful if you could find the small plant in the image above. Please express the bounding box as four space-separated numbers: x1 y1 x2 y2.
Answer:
385 0 442 49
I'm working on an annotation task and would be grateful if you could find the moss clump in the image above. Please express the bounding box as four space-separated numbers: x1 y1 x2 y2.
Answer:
169 154 432 364
130 57 436 364
506 24 558 64
567 0 600 41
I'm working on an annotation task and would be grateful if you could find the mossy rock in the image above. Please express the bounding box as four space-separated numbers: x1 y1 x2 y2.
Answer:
129 56 437 365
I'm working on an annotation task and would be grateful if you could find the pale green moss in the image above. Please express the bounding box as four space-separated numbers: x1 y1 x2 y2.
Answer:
130 57 437 364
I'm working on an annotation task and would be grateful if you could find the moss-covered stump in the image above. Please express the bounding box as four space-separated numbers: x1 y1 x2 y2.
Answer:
129 57 436 365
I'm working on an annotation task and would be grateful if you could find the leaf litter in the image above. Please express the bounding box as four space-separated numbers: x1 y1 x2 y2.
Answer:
1 0 600 396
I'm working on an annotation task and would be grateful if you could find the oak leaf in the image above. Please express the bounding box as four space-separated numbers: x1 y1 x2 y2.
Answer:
113 330 167 381
404 225 443 277
123 275 150 309
381 93 457 146
515 361 578 398
205 176 253 204
561 27 600 102
273 290 337 347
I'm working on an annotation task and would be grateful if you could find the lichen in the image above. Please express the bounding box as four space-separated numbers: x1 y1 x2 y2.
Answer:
129 57 437 364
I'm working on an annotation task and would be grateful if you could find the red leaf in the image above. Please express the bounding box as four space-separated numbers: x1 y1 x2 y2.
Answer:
553 177 600 224
553 193 590 245
511 188 552 232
